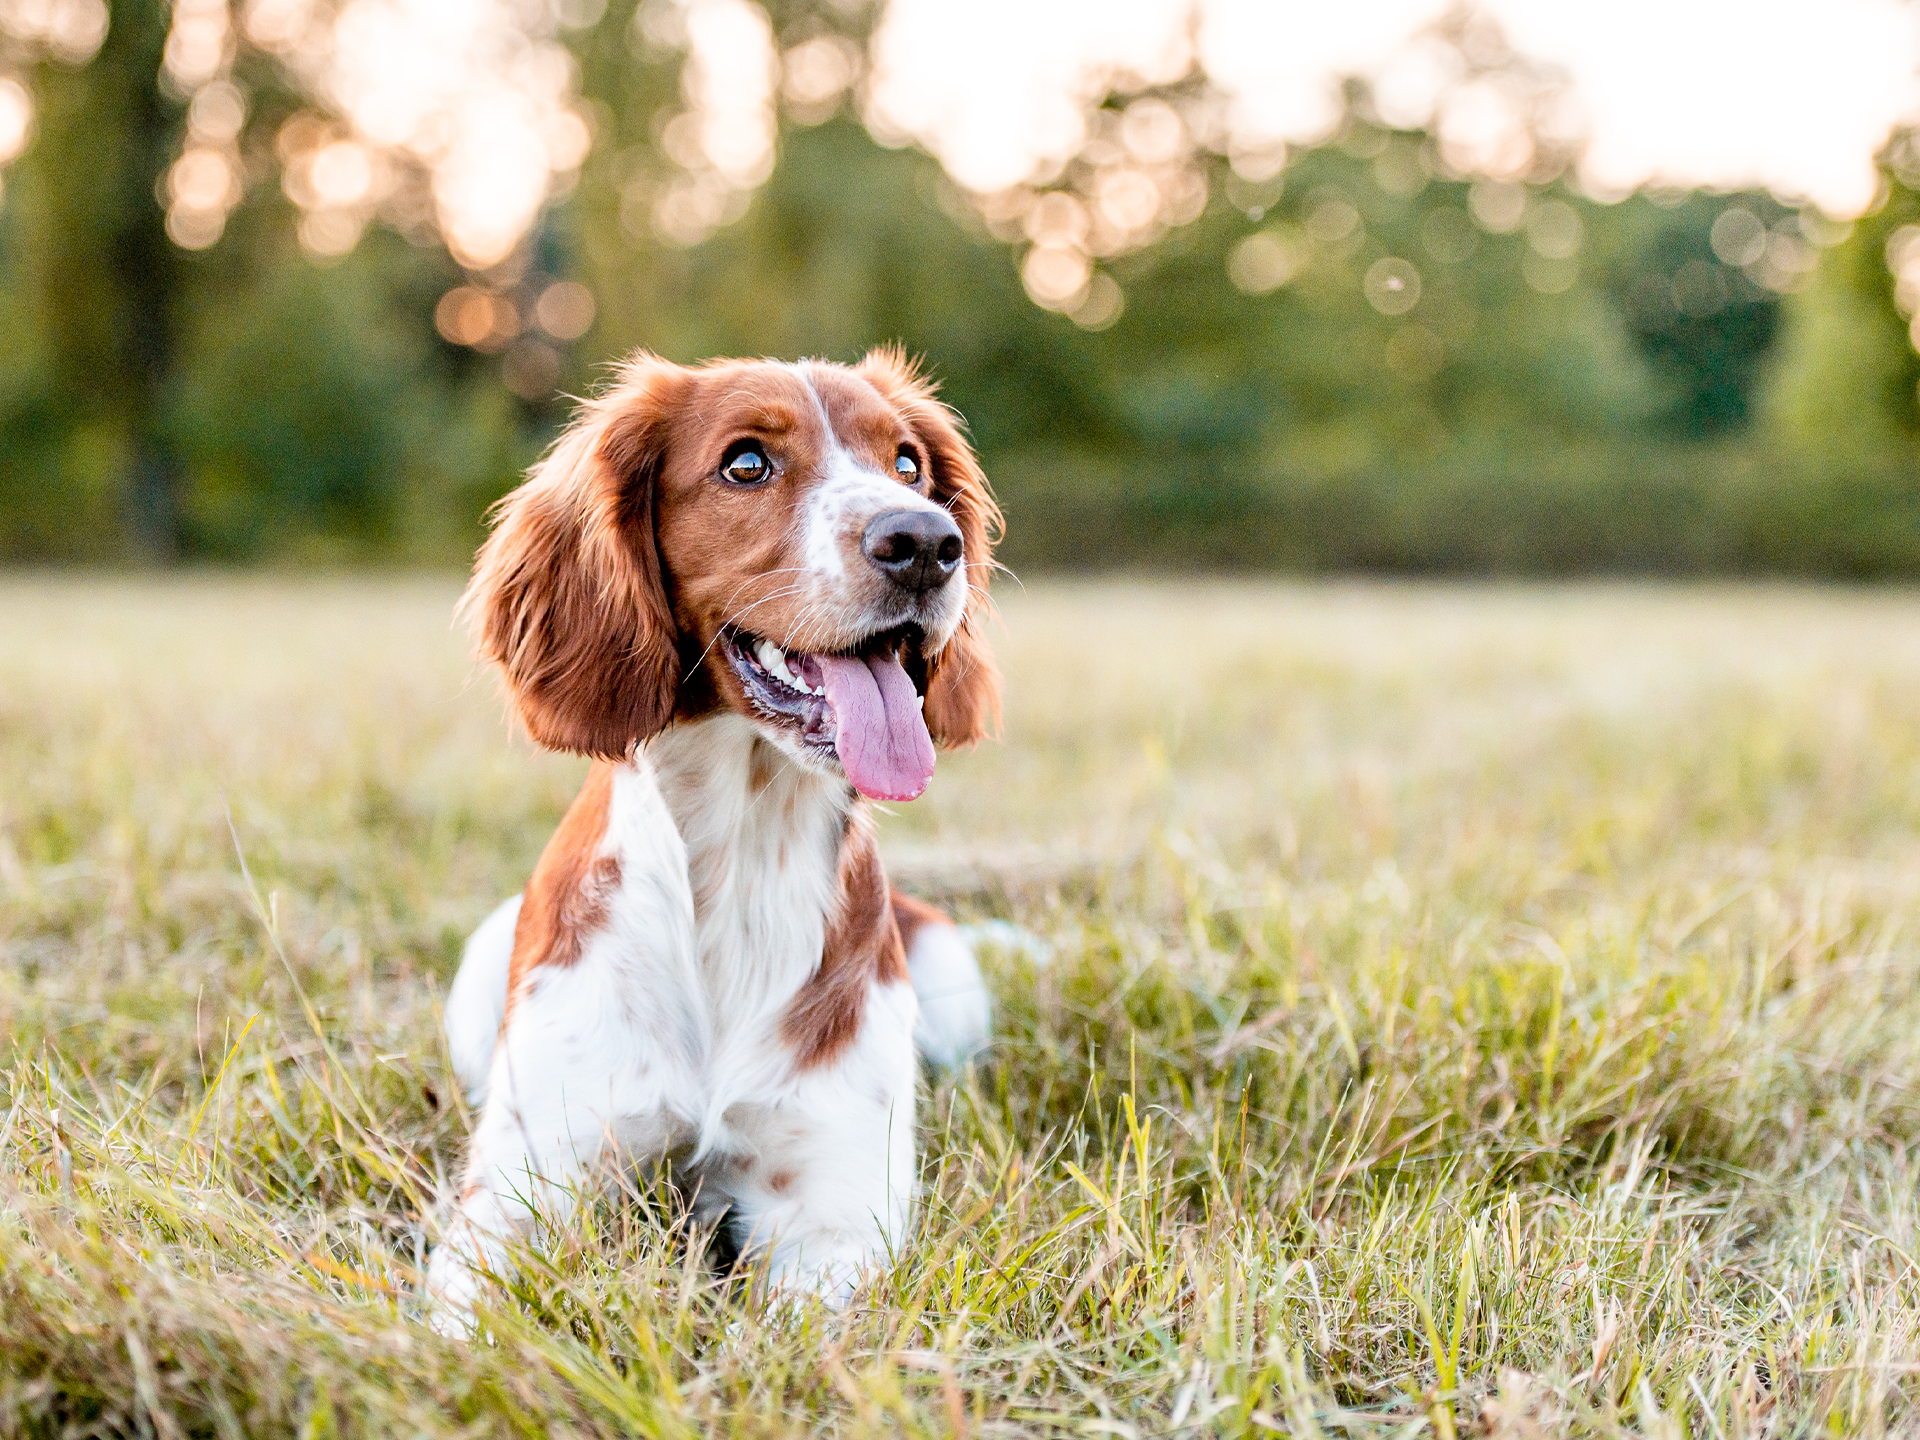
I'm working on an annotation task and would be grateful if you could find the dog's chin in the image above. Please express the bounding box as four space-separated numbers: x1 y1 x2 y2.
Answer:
749 720 846 781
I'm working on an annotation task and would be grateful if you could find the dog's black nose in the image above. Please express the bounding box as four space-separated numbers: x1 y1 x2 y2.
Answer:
862 509 963 594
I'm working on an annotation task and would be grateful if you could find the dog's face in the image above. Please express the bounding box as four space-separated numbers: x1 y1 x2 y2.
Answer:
463 349 999 800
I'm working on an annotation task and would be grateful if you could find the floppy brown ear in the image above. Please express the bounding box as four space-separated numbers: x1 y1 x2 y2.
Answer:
460 355 689 760
857 346 1002 749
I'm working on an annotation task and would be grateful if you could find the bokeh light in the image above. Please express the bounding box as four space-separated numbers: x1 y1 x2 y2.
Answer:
635 0 778 247
0 0 1915 400
1071 271 1124 330
1021 244 1092 310
0 76 30 165
866 0 1191 193
212 0 598 266
534 280 596 341
1364 257 1423 315
1468 179 1527 234
4 0 1904 323
0 0 106 65
1525 198 1581 259
1710 207 1768 267
862 0 1920 219
1226 230 1308 294
0 0 108 212
503 337 561 398
781 34 860 126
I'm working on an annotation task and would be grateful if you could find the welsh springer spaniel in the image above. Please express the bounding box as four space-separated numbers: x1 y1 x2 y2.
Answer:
428 350 998 1332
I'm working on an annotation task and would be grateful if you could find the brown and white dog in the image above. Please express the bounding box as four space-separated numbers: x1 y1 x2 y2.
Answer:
427 349 998 1331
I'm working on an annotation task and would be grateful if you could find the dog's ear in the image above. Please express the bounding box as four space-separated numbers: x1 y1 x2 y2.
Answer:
461 354 689 760
858 346 1002 749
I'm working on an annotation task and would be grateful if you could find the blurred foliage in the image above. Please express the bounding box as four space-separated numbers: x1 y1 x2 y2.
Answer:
1 0 1918 572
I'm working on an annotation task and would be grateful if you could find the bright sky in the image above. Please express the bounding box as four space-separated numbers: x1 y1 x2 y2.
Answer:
12 0 1914 271
867 0 1920 215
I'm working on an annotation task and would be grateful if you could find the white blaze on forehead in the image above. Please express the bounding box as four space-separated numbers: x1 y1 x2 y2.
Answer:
792 363 945 587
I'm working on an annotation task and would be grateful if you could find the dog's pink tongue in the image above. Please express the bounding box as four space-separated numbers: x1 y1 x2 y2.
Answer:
817 653 936 801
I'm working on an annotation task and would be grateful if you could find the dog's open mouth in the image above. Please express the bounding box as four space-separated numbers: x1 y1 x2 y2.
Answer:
723 624 935 801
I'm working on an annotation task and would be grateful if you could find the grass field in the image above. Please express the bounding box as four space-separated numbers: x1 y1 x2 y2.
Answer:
4 576 1920 1437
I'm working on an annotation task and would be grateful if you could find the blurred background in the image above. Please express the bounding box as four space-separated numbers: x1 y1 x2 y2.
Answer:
4 0 1920 574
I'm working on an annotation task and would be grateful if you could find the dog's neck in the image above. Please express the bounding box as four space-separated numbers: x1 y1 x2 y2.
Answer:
642 713 855 1029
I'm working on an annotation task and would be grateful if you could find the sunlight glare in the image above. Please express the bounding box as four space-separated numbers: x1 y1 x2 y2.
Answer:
866 0 1920 217
0 77 30 165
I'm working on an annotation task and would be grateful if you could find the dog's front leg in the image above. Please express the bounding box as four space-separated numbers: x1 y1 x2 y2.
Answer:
426 967 694 1332
716 981 920 1309
427 763 702 1336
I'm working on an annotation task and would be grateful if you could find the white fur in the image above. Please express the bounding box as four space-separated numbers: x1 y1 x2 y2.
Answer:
905 921 993 1069
445 894 519 1105
800 444 924 591
431 368 989 1332
791 364 968 654
427 720 922 1334
428 758 705 1330
446 867 995 1107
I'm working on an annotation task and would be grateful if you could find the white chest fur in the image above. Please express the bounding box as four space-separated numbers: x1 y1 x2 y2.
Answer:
443 718 884 1132
645 715 850 1039
432 717 920 1328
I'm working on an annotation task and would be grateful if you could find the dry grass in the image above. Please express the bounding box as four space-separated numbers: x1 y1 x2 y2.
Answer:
4 575 1920 1437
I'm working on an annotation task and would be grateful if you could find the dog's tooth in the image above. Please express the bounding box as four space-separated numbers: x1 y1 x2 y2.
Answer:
756 640 799 689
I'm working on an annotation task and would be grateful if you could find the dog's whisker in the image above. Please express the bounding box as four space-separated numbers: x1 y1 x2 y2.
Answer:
678 583 820 683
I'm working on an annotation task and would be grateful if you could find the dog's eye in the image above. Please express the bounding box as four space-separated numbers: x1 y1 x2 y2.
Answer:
721 446 770 485
894 451 920 483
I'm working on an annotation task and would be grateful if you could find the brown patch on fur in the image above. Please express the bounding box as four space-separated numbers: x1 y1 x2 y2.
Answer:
782 814 906 1069
748 739 780 795
767 1169 796 1195
889 889 954 956
506 764 621 1012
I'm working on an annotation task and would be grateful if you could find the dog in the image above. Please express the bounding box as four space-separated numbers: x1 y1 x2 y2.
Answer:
427 349 998 1332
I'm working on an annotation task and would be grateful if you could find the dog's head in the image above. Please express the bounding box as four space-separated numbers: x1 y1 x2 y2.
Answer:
462 349 1000 800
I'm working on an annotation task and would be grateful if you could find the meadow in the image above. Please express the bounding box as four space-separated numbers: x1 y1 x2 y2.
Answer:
3 575 1920 1437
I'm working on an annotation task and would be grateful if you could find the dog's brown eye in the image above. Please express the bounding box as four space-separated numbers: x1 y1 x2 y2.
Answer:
721 446 770 485
894 451 920 483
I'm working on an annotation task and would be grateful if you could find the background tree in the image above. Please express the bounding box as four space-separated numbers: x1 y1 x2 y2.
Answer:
0 0 1916 573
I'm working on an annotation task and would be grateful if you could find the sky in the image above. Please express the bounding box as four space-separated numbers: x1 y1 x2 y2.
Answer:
10 0 1916 270
866 0 1920 215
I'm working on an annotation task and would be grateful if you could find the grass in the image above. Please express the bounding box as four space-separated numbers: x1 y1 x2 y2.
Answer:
3 575 1920 1437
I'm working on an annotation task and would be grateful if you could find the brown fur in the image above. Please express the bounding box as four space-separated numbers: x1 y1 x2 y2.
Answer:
782 816 908 1069
506 763 620 1010
888 888 954 955
460 359 688 760
465 349 995 1053
748 739 780 795
463 350 1000 761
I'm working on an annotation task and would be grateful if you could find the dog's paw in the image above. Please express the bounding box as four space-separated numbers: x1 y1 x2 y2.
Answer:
421 1245 485 1340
